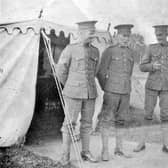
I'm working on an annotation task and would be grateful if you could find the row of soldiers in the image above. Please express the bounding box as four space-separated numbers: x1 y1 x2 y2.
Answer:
56 20 168 165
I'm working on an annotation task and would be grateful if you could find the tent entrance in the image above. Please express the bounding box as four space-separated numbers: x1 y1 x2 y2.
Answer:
26 30 70 144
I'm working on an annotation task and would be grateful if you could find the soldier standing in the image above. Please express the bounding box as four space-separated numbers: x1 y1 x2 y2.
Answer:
97 24 134 161
56 21 100 165
134 25 168 153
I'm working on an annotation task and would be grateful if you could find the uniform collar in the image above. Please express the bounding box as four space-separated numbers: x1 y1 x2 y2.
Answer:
118 43 129 49
78 41 92 47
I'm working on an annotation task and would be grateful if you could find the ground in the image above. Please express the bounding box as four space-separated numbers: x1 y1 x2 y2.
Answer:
24 105 167 168
1 120 167 168
27 125 168 168
1 65 167 167
0 146 61 168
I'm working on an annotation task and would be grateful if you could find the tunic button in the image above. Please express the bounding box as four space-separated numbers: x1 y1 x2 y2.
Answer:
105 74 109 78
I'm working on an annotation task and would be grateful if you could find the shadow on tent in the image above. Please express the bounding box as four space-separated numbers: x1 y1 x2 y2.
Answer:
26 29 70 144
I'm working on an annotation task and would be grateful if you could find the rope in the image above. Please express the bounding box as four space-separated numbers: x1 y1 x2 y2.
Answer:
41 30 84 168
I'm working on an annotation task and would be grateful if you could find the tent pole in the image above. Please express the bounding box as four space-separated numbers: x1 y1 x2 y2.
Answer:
41 30 84 168
38 9 43 19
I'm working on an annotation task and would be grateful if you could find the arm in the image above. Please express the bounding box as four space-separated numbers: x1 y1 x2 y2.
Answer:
130 49 135 76
97 48 111 89
139 46 154 72
55 45 71 85
95 49 100 75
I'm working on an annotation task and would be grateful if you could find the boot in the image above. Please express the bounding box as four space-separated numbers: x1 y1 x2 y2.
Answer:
80 133 97 163
162 145 168 153
81 151 98 163
133 121 150 152
59 133 71 166
101 128 109 161
161 123 168 154
115 128 123 155
133 142 146 152
115 128 132 158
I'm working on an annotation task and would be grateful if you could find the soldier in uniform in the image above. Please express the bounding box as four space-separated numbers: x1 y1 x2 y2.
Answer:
97 24 134 161
56 21 100 165
134 25 168 153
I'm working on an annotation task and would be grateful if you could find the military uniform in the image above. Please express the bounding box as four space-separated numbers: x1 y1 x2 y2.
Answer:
57 43 99 132
97 24 134 160
140 43 168 121
134 25 168 153
56 20 99 165
97 44 134 127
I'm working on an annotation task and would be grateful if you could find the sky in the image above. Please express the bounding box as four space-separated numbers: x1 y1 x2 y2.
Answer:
1 0 168 43
71 0 168 43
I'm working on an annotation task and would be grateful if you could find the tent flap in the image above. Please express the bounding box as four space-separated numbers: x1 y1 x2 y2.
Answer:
0 30 39 146
0 19 113 46
0 19 77 37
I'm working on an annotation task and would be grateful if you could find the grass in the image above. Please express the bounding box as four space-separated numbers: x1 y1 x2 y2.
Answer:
0 146 68 168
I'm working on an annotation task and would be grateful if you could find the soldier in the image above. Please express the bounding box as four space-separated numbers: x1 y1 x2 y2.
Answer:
56 21 100 165
134 25 168 153
97 24 134 161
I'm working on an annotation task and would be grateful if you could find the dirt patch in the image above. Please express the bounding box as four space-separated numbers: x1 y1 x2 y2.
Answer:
0 146 75 168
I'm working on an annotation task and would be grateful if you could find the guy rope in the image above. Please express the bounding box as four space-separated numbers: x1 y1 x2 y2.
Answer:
41 30 84 168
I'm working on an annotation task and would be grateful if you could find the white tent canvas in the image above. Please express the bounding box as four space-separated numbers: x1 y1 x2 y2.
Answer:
0 19 77 146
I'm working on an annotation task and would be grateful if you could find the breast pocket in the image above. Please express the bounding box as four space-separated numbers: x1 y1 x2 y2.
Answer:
124 56 134 73
111 57 122 69
127 56 134 65
89 55 98 69
73 57 85 71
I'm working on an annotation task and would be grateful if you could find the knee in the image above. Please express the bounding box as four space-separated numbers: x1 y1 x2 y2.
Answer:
61 121 76 133
144 114 153 120
99 119 115 130
144 107 154 120
160 108 168 123
160 116 168 123
80 119 92 133
115 119 125 128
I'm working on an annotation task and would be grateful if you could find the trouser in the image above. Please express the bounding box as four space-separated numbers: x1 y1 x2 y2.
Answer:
98 92 130 129
161 123 168 146
61 96 95 152
144 89 168 122
98 92 130 151
140 89 168 145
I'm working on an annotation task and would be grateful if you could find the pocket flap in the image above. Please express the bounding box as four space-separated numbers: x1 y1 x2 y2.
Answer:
90 55 98 61
75 56 85 61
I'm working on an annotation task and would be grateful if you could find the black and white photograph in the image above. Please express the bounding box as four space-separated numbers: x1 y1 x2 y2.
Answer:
0 0 168 167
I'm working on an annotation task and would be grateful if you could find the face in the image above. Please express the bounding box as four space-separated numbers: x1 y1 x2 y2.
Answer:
118 31 131 46
79 29 96 44
155 31 167 44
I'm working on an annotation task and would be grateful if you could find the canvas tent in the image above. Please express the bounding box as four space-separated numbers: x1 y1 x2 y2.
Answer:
0 19 72 146
0 19 112 146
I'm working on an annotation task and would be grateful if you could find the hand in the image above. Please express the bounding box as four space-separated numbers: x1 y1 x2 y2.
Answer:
152 62 161 70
